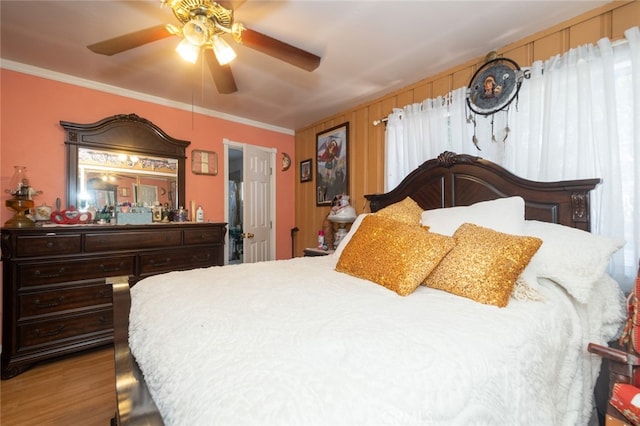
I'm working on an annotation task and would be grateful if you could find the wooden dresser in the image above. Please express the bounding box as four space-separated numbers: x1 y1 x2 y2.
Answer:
1 222 226 379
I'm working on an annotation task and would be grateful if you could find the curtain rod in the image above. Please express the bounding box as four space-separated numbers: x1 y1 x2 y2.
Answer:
372 117 388 126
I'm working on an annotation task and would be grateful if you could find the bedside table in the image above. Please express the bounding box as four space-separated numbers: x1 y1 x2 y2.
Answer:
304 247 334 257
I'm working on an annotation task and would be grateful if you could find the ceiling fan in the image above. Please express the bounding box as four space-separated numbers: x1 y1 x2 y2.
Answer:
87 0 321 94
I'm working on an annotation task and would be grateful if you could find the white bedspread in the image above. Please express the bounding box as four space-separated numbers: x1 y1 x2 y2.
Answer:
129 255 624 426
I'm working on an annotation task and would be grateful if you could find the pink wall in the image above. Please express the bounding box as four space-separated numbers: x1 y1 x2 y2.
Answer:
0 69 295 256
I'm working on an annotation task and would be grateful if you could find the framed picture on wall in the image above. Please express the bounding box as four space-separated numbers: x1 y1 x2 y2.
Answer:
300 159 312 183
316 122 349 206
191 149 218 176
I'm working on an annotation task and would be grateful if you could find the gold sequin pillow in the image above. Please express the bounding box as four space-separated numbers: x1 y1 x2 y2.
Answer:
375 196 424 226
423 223 542 307
336 215 455 296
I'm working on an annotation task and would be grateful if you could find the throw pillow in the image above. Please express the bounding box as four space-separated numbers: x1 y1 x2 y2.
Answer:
522 220 624 304
420 196 525 236
375 196 424 226
336 214 455 296
424 223 542 307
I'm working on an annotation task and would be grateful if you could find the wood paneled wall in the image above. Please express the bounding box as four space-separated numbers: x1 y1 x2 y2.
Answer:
293 0 640 256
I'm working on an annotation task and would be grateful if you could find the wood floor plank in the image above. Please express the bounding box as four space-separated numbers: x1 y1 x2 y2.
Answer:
1 346 116 426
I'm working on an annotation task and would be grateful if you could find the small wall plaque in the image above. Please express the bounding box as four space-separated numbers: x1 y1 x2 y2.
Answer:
191 150 218 176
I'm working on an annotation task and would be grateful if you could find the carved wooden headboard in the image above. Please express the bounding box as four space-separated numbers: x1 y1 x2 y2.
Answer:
365 151 600 231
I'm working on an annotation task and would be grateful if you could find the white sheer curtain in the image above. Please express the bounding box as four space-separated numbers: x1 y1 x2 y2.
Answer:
384 89 471 190
384 27 639 290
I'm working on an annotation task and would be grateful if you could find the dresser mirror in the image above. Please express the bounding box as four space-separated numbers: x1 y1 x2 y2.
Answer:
61 114 190 213
78 148 178 210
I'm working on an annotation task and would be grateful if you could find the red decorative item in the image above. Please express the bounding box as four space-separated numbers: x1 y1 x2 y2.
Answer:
611 383 640 426
50 206 92 224
619 275 640 360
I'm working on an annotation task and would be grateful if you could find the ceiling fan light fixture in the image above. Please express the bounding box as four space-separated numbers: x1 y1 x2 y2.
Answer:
212 36 236 65
176 38 200 63
183 16 210 46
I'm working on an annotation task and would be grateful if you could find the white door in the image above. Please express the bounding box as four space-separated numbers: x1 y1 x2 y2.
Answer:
224 140 275 264
243 144 272 263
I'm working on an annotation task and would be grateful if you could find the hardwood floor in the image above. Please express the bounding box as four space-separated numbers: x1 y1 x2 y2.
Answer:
1 346 116 426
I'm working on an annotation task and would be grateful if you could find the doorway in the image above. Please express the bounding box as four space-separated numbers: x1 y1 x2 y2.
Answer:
227 147 243 264
224 140 276 265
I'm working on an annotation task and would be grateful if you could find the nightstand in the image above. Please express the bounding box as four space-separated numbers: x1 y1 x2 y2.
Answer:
304 247 334 257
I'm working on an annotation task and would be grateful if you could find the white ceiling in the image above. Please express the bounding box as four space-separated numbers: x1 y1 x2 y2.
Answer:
0 0 611 132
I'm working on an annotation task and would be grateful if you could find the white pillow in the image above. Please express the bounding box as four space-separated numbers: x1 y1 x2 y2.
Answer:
420 196 525 236
333 213 369 259
523 220 624 304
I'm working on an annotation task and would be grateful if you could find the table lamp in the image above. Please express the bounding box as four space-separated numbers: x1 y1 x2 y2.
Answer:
327 194 356 248
4 166 35 228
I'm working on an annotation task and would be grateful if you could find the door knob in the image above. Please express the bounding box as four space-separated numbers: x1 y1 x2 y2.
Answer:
242 232 255 239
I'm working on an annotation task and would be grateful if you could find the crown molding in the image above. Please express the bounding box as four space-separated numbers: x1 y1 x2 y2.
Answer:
0 59 294 136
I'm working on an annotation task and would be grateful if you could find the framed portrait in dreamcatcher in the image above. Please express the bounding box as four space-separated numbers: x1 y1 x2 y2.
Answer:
467 57 523 115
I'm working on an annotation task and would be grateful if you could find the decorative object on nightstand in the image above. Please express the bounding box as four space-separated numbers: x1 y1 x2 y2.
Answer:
327 194 356 248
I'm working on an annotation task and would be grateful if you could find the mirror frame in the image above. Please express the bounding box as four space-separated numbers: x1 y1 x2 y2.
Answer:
61 114 190 211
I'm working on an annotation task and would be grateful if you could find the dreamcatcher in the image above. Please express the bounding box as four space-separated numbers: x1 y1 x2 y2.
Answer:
466 53 525 150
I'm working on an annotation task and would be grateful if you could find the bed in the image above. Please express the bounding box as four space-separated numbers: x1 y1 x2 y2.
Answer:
112 151 626 425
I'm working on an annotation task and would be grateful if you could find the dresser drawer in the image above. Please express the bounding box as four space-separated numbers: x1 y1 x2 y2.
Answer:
19 282 112 318
18 255 135 287
139 247 217 275
184 227 224 245
15 234 82 257
84 229 182 252
18 308 112 350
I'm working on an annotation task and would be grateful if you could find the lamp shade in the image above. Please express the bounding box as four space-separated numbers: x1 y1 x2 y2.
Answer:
176 38 199 63
6 166 30 196
212 36 236 65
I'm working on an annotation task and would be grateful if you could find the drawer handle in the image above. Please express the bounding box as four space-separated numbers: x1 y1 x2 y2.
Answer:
45 242 54 248
100 262 123 273
34 268 65 279
34 325 65 338
149 258 171 268
99 316 107 324
192 254 211 262
34 296 65 308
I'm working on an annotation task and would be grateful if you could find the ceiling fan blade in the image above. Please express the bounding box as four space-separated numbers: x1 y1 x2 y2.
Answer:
204 50 238 94
87 25 173 56
239 28 320 72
